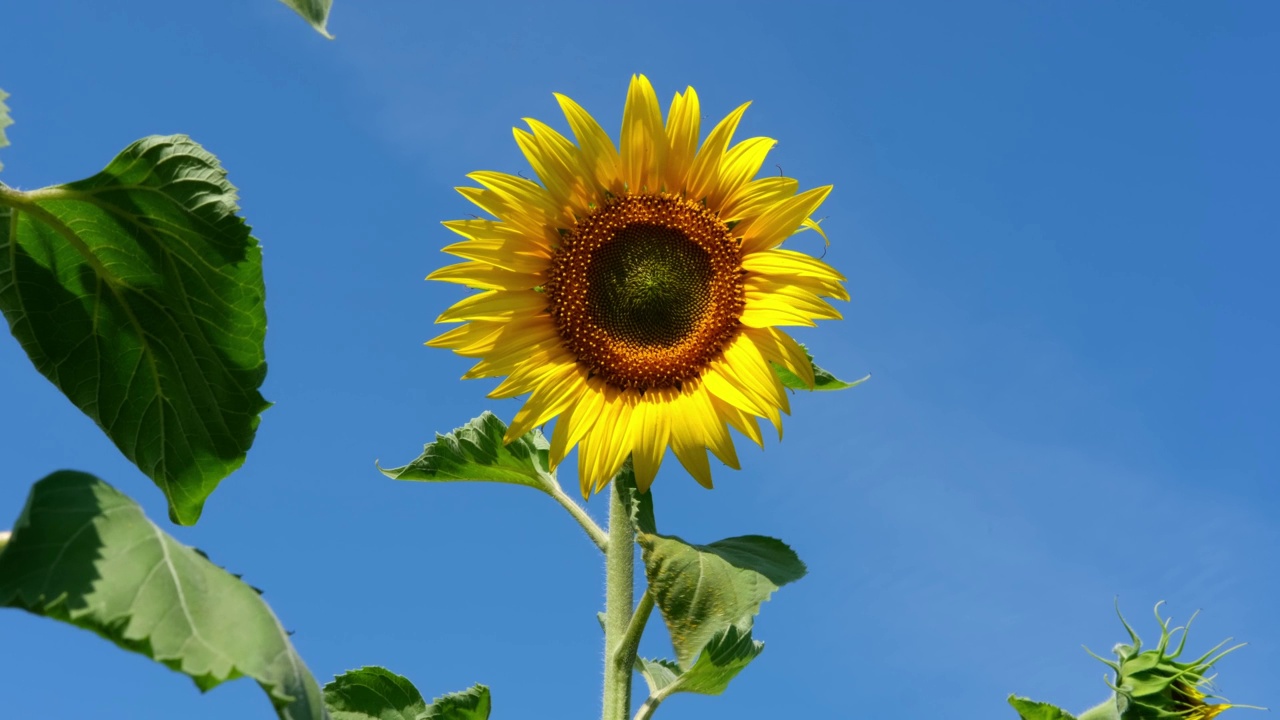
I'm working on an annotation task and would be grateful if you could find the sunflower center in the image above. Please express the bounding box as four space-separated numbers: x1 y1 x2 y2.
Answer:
546 194 744 391
585 225 712 347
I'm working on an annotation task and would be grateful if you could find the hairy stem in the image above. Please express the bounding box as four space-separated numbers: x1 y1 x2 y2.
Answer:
601 475 635 720
547 481 608 553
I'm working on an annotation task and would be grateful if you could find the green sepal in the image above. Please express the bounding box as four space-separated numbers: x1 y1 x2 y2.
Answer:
0 471 327 720
1087 602 1248 720
770 343 868 391
1008 696 1079 720
614 459 656 534
277 0 334 38
637 533 806 668
324 667 489 720
379 411 556 492
0 135 270 525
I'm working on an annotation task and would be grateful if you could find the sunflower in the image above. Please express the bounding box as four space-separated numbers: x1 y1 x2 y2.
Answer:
428 74 847 497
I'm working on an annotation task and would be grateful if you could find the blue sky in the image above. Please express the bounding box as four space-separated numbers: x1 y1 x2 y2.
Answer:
2 1 1277 718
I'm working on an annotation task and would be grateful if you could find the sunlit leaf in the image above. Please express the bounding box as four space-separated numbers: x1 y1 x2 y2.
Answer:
324 667 490 720
277 0 334 38
771 344 868 391
0 135 269 524
0 471 327 720
1008 696 1079 720
636 626 763 704
423 684 491 720
379 411 555 492
638 533 805 668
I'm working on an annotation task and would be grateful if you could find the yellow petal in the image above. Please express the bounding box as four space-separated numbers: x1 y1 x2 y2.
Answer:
436 289 546 323
669 395 714 489
427 261 541 291
747 327 814 389
663 86 700 193
468 170 568 228
455 186 555 243
442 218 551 254
524 117 600 214
506 363 588 442
550 378 607 467
555 92 624 194
684 102 751 200
486 348 573 397
578 386 632 497
441 239 548 275
630 393 672 492
708 136 776 209
513 126 575 212
722 334 790 418
721 176 799 221
465 338 563 380
685 381 740 470
743 278 843 326
738 185 833 255
741 248 849 301
620 74 667 193
710 394 764 448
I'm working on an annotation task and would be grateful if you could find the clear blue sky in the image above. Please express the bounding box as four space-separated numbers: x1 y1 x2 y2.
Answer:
2 1 1277 718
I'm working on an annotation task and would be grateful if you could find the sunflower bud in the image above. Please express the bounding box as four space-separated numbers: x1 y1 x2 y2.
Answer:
1080 602 1253 720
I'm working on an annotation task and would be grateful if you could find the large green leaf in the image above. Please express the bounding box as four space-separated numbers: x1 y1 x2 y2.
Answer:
1008 696 1079 720
771 343 868 391
0 87 11 172
0 471 327 720
637 533 806 668
379 411 555 492
324 667 490 720
0 135 269 524
278 0 334 38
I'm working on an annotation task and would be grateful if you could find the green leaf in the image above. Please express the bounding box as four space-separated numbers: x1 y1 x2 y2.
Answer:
0 135 269 525
278 0 334 38
0 87 12 172
0 471 327 720
379 411 556 492
1008 696 1079 720
771 343 868 391
636 626 764 701
635 656 682 695
638 533 806 668
423 685 491 720
614 459 656 534
323 667 490 720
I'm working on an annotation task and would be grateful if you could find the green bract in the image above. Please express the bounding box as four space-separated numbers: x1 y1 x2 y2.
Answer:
1086 603 1246 720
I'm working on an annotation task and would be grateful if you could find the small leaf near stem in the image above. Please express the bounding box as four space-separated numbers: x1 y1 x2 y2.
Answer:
382 412 606 552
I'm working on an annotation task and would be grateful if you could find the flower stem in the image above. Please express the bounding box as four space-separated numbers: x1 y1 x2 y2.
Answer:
547 481 608 553
602 475 635 720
